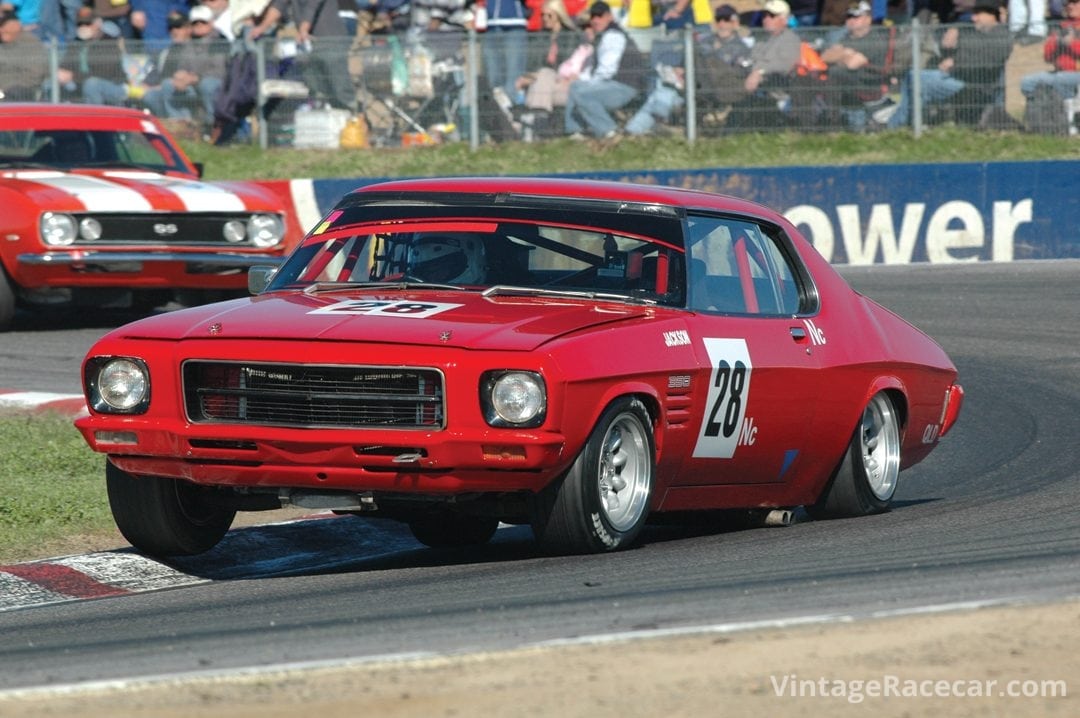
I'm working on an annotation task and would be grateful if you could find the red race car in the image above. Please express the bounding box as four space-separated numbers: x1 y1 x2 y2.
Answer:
0 104 297 331
76 177 963 557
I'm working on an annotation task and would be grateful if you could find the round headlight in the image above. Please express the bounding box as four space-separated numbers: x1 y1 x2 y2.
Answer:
79 217 103 241
41 212 77 246
97 359 149 411
248 213 285 248
491 372 546 425
223 220 247 243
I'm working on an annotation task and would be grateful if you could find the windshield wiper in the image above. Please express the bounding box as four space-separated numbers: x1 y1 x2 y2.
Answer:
303 281 467 294
482 285 657 305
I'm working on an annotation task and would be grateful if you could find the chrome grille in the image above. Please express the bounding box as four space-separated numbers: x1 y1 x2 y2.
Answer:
70 213 265 246
183 361 444 429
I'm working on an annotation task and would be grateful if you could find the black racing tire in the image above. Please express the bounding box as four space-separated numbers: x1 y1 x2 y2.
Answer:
106 460 236 557
407 513 500 548
807 392 902 520
0 268 15 332
531 397 655 554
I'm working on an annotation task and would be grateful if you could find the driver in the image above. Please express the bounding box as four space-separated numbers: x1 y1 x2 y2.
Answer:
407 234 487 284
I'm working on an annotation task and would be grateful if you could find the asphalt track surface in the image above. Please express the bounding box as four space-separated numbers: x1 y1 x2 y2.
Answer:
1 261 1078 691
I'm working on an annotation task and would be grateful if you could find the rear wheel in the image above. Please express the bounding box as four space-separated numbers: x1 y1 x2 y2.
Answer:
106 460 236 556
408 513 500 548
531 397 655 554
808 392 902 520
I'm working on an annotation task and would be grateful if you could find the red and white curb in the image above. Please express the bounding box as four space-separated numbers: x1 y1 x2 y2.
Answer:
0 514 426 613
0 390 87 417
0 552 207 612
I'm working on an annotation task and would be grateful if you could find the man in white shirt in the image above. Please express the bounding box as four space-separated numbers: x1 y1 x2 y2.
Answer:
564 1 644 140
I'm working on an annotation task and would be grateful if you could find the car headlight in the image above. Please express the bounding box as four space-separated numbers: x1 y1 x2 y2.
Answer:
85 357 150 414
248 213 285 248
481 371 546 428
79 217 103 241
40 212 77 246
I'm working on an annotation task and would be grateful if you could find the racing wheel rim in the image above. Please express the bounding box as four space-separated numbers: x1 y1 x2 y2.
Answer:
597 411 651 532
860 393 901 501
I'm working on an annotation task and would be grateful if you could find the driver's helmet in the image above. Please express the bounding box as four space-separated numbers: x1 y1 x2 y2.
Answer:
407 234 486 284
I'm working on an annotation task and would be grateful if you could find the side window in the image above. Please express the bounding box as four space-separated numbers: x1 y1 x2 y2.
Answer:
686 214 803 315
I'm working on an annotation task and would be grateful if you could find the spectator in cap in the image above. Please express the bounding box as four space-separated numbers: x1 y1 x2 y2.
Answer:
820 1 900 129
888 1 1013 128
722 0 800 131
564 0 648 139
142 6 228 129
129 0 192 51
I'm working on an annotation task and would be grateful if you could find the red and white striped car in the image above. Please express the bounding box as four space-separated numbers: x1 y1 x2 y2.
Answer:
0 104 300 331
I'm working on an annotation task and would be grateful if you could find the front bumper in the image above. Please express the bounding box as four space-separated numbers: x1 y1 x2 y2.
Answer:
74 415 569 494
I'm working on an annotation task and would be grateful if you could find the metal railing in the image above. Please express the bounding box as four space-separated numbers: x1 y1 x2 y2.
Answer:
4 19 1072 150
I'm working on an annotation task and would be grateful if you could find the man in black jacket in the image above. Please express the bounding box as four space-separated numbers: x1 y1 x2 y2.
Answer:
887 1 1013 128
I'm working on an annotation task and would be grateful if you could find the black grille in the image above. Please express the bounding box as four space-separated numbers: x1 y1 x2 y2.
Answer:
183 362 444 429
71 213 262 246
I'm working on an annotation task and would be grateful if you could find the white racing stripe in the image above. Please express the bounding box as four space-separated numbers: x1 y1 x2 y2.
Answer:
107 171 247 212
12 171 152 212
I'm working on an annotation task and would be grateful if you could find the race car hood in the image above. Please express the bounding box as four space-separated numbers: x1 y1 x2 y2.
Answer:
110 290 658 352
0 168 278 213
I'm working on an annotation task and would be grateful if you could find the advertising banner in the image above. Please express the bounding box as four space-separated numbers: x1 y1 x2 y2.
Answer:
300 160 1080 265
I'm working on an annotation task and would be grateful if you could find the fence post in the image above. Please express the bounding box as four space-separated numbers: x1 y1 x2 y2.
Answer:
48 38 60 103
911 17 922 139
467 28 479 151
256 39 269 150
683 25 696 144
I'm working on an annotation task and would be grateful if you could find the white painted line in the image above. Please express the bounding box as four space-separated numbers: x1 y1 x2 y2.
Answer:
0 594 1066 700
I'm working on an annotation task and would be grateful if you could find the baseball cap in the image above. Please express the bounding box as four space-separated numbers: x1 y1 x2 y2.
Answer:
588 1 612 17
846 0 872 16
189 4 214 23
762 0 791 16
714 3 738 20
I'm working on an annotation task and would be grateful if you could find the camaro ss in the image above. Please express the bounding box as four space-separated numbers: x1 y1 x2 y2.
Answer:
0 103 297 331
76 177 963 556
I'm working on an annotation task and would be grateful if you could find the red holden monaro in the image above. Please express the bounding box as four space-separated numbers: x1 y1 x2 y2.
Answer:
75 177 963 557
0 104 299 331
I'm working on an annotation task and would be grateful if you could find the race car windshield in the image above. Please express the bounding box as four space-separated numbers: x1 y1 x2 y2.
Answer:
0 129 188 173
269 219 687 307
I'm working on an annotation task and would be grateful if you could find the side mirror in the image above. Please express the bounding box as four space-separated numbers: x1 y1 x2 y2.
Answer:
248 265 278 295
193 161 205 178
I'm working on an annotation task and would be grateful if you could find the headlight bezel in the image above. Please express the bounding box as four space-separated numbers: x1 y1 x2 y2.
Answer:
481 370 547 428
247 213 285 248
84 356 151 414
40 212 78 246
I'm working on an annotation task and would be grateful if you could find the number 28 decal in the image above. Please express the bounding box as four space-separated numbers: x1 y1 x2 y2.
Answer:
693 338 753 459
309 300 462 318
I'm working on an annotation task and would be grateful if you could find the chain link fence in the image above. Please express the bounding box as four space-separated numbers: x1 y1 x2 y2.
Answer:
3 19 1075 150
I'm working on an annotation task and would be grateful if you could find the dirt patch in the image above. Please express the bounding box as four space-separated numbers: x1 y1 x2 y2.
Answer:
3 598 1076 717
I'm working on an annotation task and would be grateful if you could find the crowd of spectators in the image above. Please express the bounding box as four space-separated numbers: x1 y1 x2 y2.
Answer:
0 0 1077 141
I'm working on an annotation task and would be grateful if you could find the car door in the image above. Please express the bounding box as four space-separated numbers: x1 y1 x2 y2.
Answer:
676 213 823 486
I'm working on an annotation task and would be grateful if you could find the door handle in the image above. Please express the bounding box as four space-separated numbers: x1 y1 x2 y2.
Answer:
790 326 807 342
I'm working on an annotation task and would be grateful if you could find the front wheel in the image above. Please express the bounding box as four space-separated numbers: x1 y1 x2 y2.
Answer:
531 397 655 554
807 392 902 520
106 460 236 556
